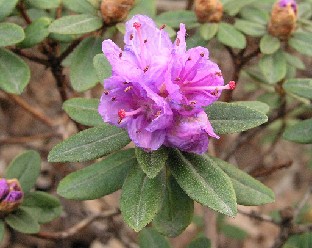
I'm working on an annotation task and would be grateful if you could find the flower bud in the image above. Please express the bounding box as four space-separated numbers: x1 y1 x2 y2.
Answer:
194 0 223 23
101 0 135 25
268 0 297 40
0 179 23 216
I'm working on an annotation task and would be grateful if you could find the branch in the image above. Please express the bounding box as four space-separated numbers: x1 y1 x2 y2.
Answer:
294 185 312 220
58 38 83 62
34 209 120 240
0 133 61 146
238 209 280 226
17 1 32 24
11 48 50 66
5 93 55 127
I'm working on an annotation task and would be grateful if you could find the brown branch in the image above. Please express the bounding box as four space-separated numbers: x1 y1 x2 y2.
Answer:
34 209 120 240
17 1 32 24
294 185 312 219
5 93 55 127
250 160 293 178
0 133 61 146
186 0 194 10
58 38 83 62
11 48 50 66
238 209 280 226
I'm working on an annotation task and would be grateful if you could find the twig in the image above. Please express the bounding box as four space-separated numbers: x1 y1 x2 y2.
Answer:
5 93 55 127
250 160 293 178
17 1 32 24
186 0 194 10
0 133 61 145
58 38 83 62
11 48 50 66
238 209 280 226
293 185 312 219
34 209 120 240
204 208 218 248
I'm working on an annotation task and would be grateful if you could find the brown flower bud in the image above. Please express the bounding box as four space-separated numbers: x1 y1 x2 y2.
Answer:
194 0 223 23
0 179 23 217
101 0 135 25
268 0 297 40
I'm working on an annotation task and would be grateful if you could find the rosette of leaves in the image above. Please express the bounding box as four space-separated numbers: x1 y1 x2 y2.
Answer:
0 150 62 242
50 89 274 235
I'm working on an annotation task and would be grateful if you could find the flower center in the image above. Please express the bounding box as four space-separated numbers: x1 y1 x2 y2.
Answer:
118 107 144 123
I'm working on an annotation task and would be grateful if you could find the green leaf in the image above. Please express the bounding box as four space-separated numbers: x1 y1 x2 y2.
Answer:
284 52 305 70
239 6 269 25
70 37 102 91
19 17 51 48
199 23 218 40
26 0 60 9
0 0 18 21
48 125 130 162
209 156 275 206
6 150 41 192
93 53 112 82
234 101 270 114
21 192 62 224
155 11 197 29
57 149 136 200
0 48 30 94
224 0 257 16
285 233 312 248
5 208 40 234
186 31 206 48
49 14 102 35
63 0 97 14
217 23 246 49
168 150 237 217
298 2 312 19
283 119 312 144
135 147 168 179
259 50 287 84
63 98 103 126
120 165 164 232
153 174 194 237
283 78 312 100
187 237 211 248
260 34 281 54
138 228 171 248
129 0 156 18
205 102 268 134
0 220 4 243
289 32 312 56
0 23 24 47
220 224 248 240
234 19 266 37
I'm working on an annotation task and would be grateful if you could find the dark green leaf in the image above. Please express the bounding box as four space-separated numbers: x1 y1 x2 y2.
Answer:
153 174 194 237
234 101 270 114
21 192 62 223
57 149 136 200
26 0 60 9
220 224 248 240
138 228 171 248
187 236 211 248
155 11 197 29
259 50 287 84
70 37 102 91
260 34 281 54
239 6 269 24
234 19 266 37
209 156 275 205
135 147 168 179
63 0 97 14
19 17 51 48
168 150 237 217
0 23 24 47
283 119 312 144
0 220 4 243
289 32 312 56
63 98 103 126
186 31 206 48
217 23 246 49
199 23 218 40
6 150 41 192
0 0 18 21
283 78 312 100
49 14 102 34
48 125 130 162
224 0 257 16
284 52 305 70
93 53 112 82
205 102 268 134
5 208 40 234
121 165 164 232
0 48 30 94
285 233 312 248
129 0 156 18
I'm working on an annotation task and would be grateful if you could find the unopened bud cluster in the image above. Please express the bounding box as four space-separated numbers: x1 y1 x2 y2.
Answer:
194 0 223 23
268 0 297 40
101 0 135 25
0 178 23 216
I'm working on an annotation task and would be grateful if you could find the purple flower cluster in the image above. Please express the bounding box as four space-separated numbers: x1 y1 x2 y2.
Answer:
0 179 23 203
98 15 235 154
278 0 297 13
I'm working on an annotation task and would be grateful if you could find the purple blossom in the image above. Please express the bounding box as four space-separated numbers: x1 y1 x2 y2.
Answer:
3 191 23 203
98 15 235 154
0 179 9 200
278 0 297 12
